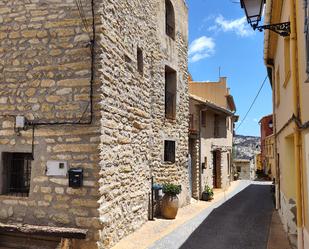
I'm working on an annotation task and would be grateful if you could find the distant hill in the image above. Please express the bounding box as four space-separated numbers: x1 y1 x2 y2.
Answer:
233 135 261 160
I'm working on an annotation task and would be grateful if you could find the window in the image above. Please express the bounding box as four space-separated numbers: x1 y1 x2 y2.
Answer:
276 67 280 107
214 114 219 138
164 140 175 163
165 66 177 119
283 37 290 87
201 111 206 126
1 153 33 197
165 0 175 39
137 47 143 75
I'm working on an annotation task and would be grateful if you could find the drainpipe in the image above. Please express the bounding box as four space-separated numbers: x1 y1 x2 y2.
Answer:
290 1 304 248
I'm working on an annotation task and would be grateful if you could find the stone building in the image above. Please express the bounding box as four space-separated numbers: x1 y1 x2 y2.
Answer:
233 159 254 180
0 0 188 248
188 77 237 199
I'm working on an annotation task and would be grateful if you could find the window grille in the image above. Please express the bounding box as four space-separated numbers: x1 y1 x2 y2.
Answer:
164 140 175 163
2 152 33 197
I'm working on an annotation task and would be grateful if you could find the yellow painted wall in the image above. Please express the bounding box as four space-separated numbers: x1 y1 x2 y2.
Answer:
280 134 297 200
265 0 309 243
296 0 309 233
189 77 229 109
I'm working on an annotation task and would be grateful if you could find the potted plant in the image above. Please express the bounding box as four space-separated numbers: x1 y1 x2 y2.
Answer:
201 185 214 201
161 183 182 219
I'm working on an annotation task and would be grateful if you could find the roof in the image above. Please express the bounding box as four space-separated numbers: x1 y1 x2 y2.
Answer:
190 94 234 116
259 114 273 124
226 94 236 112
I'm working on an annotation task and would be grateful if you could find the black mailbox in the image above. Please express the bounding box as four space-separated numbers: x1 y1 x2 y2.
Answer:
68 168 83 188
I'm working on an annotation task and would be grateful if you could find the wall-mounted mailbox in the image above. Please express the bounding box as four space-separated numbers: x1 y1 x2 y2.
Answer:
68 168 83 188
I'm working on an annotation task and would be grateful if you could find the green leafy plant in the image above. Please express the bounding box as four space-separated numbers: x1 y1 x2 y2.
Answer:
162 183 182 196
204 185 214 197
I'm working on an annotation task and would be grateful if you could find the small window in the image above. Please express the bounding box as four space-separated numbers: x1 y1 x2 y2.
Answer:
2 152 33 197
214 114 219 138
165 0 175 39
201 111 206 127
165 66 177 119
164 140 175 163
137 47 143 75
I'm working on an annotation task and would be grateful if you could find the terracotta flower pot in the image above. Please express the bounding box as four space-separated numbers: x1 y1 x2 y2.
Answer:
161 194 179 219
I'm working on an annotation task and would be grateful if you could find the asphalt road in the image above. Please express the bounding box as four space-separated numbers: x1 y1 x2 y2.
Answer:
180 184 274 249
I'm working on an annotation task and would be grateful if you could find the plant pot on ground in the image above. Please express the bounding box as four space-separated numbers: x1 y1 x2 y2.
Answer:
161 183 182 219
201 185 214 201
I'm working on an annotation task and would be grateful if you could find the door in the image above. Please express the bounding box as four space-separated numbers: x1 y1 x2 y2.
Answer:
213 150 222 188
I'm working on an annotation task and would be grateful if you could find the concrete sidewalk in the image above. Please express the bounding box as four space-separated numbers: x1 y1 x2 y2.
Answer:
112 180 252 249
267 211 292 249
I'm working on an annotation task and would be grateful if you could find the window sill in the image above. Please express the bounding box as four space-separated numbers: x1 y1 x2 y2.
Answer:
0 195 29 200
164 117 177 124
163 161 175 165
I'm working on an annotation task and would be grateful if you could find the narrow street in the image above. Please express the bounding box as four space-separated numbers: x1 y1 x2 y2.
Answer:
180 185 274 249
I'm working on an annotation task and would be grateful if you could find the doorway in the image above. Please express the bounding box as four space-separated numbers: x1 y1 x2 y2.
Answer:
189 138 198 199
213 150 222 188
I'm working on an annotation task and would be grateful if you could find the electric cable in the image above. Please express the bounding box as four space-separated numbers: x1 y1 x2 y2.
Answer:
236 75 268 131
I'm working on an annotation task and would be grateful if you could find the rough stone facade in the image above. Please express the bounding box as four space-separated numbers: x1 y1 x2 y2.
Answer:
0 1 101 248
0 0 188 248
98 0 189 247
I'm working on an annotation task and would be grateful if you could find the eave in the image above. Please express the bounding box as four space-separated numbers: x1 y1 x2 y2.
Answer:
190 94 234 116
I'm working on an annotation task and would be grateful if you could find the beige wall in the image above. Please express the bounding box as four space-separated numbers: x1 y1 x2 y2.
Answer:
189 98 233 195
189 77 229 109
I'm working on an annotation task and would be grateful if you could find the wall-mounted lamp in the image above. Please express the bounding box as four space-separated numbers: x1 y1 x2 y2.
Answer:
240 0 290 37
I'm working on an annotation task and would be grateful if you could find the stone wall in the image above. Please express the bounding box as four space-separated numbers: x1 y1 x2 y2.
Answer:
0 0 189 248
98 0 189 247
0 1 102 248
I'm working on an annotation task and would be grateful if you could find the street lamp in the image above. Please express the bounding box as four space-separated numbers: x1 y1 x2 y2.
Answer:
240 0 290 37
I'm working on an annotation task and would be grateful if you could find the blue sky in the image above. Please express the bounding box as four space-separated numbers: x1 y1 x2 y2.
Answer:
187 0 272 137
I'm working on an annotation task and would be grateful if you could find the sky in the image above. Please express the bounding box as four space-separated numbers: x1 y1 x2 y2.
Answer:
187 0 273 137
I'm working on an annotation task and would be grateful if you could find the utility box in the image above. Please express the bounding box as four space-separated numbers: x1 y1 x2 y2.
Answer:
68 168 83 188
46 161 68 176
